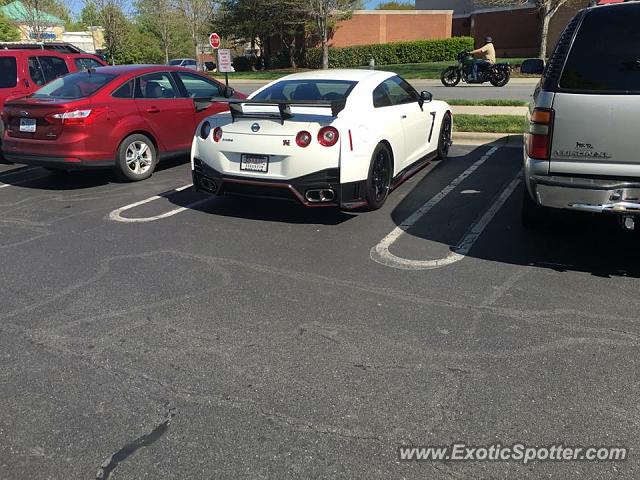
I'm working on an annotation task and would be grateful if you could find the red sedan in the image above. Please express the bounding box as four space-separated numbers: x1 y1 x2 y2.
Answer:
1 65 243 181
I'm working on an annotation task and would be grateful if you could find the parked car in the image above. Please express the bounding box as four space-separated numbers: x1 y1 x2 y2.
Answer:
168 58 199 70
1 65 244 181
191 69 452 210
0 48 106 145
521 2 640 230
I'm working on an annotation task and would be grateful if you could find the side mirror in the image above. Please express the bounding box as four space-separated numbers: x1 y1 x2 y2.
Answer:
223 86 235 98
419 90 432 109
521 58 545 75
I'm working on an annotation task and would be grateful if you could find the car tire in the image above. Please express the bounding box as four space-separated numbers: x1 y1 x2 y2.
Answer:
521 186 550 229
440 67 461 87
116 134 157 182
436 112 452 160
364 143 392 211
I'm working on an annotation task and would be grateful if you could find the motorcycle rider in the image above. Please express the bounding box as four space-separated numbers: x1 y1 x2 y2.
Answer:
469 36 496 81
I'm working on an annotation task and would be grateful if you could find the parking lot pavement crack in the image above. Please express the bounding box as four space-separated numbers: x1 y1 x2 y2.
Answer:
95 402 177 480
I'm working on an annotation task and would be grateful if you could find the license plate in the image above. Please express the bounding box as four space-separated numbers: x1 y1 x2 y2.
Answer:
19 118 36 133
240 154 269 172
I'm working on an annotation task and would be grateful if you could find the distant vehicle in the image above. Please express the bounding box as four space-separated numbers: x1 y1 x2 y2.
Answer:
168 58 198 70
520 2 640 230
441 51 511 87
2 65 244 181
203 61 216 72
191 69 452 210
0 47 106 146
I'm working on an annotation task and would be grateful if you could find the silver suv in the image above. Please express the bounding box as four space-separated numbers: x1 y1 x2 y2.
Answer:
521 2 640 230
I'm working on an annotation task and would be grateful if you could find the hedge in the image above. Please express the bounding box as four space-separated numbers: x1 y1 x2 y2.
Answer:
304 37 474 69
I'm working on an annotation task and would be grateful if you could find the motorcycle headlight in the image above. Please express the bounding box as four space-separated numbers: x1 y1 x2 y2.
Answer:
200 121 212 140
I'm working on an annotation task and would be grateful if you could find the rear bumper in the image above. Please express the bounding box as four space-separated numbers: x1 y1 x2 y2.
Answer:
192 157 368 209
529 174 640 214
1 152 114 170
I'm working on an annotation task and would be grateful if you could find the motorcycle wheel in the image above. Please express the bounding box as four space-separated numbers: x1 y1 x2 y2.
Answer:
440 67 461 87
490 70 510 87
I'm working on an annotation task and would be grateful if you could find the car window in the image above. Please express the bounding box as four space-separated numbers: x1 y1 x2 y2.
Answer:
373 83 392 108
75 57 103 71
176 72 222 98
28 57 47 86
560 8 640 93
34 56 69 84
168 60 182 66
30 72 116 99
135 72 179 99
252 80 356 101
0 57 17 88
376 76 419 107
112 80 134 99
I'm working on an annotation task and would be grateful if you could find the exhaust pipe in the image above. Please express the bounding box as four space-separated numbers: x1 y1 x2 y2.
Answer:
305 188 335 203
200 177 218 193
620 215 635 231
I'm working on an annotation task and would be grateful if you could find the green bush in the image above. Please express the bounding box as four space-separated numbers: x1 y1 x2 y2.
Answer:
304 37 474 69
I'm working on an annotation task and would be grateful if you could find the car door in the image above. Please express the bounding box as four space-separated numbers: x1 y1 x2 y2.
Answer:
172 71 229 123
134 71 195 154
382 76 432 166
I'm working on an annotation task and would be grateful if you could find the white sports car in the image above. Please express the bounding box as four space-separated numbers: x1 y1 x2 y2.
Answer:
191 69 452 210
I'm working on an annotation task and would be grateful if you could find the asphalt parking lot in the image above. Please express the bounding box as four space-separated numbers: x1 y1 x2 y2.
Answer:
1 144 639 479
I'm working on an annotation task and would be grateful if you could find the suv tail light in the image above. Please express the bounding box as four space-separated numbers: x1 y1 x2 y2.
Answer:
46 108 105 126
296 131 312 148
318 126 339 147
527 108 554 160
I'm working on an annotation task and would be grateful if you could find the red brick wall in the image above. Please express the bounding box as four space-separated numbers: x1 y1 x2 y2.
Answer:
330 11 453 47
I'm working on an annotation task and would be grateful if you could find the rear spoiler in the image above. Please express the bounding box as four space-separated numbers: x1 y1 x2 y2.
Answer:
221 99 347 124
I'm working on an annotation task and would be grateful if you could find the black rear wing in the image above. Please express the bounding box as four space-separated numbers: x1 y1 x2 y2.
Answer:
222 99 347 124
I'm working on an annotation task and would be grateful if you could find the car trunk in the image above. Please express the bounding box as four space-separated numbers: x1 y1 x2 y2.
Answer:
550 93 640 176
4 97 81 141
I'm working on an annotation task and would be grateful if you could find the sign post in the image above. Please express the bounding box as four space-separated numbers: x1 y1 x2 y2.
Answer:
216 48 233 87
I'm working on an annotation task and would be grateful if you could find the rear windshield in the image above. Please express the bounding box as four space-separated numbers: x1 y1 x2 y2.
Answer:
560 8 640 93
0 57 17 88
252 80 357 101
31 72 117 99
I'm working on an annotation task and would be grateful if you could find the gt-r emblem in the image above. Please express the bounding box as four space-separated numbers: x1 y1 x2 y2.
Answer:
283 139 290 146
251 123 260 132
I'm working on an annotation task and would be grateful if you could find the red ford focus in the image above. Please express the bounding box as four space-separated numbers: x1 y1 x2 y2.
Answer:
1 65 243 181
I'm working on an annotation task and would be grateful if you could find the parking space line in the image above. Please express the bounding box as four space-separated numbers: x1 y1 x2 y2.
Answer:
108 184 211 223
371 146 516 270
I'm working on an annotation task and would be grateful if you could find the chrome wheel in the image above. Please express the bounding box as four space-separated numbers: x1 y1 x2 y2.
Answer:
125 141 153 175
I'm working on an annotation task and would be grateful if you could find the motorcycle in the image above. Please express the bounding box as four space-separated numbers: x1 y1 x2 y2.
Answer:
440 51 511 87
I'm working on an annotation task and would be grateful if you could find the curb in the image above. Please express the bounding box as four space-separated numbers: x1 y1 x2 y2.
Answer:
453 132 523 147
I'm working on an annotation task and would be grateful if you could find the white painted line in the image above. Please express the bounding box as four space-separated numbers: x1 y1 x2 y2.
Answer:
371 146 510 270
109 184 211 223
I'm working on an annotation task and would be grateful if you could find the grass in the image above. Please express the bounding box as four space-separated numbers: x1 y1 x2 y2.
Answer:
454 114 526 134
446 99 529 107
210 58 533 81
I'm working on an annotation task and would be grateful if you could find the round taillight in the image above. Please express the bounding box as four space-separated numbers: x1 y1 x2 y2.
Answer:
318 126 339 147
200 121 211 139
213 126 223 142
296 130 312 148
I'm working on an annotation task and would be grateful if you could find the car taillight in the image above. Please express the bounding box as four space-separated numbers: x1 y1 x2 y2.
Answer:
527 108 554 160
47 108 104 126
296 131 312 148
213 126 223 142
200 121 211 139
318 126 339 147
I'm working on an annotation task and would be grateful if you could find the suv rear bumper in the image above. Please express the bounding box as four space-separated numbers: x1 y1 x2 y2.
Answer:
528 174 640 213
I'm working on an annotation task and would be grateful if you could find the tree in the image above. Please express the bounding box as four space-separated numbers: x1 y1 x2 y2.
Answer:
174 0 216 66
136 0 180 63
92 0 129 64
475 0 588 59
0 11 19 41
376 1 413 9
308 0 361 70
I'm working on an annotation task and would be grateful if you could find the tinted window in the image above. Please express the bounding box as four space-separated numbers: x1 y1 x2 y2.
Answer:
28 57 46 86
135 72 179 99
176 72 222 98
386 76 419 106
560 8 640 93
0 57 17 88
31 72 116 99
112 80 133 98
36 56 69 83
252 80 356 101
75 58 103 71
373 83 392 108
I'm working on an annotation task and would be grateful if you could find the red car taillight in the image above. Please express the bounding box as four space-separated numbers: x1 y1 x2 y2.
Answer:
318 126 339 147
296 130 312 147
213 127 223 142
527 108 554 160
46 108 105 126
